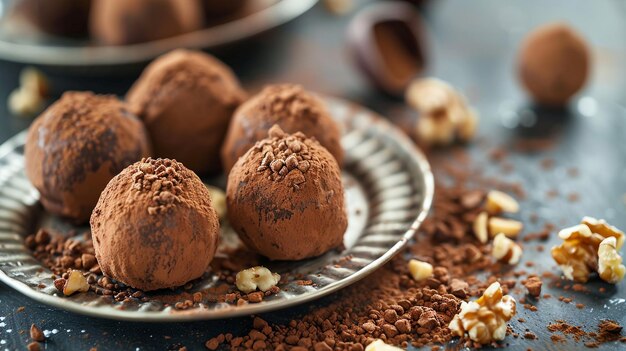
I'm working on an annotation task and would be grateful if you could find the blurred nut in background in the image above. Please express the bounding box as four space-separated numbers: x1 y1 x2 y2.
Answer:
406 78 478 146
9 0 91 37
348 2 427 97
8 67 49 117
517 22 590 107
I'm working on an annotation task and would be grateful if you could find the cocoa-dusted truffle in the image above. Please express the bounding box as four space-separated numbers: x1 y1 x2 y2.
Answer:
90 158 220 291
89 0 203 45
24 91 151 223
226 125 347 260
127 49 246 175
518 23 590 106
221 84 343 172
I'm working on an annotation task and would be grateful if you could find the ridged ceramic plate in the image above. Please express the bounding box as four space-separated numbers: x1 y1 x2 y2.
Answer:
0 96 433 321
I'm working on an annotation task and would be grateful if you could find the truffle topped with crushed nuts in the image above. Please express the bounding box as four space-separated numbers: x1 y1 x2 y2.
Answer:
221 84 343 172
226 125 347 260
91 157 220 291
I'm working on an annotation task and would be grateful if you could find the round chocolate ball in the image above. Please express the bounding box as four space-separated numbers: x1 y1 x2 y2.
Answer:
518 23 590 106
90 0 204 45
10 0 92 37
127 49 246 175
90 158 220 291
221 84 343 172
24 91 151 223
226 125 347 260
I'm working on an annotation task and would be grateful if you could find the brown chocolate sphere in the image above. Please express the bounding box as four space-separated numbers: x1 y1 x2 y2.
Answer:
89 0 203 45
10 0 92 37
127 49 246 175
24 91 151 223
518 23 590 106
226 125 347 260
221 84 343 172
90 158 220 291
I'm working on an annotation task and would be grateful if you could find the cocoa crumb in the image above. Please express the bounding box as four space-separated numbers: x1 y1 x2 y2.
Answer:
30 324 45 342
522 276 542 297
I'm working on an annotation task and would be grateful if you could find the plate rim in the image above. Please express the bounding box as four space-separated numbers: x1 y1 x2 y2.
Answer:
0 96 434 322
0 0 318 66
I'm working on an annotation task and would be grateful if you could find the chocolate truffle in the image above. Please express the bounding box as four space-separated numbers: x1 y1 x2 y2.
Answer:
221 84 343 172
127 49 246 175
518 23 590 106
24 92 151 223
90 158 220 291
10 0 91 37
89 0 204 45
226 125 347 260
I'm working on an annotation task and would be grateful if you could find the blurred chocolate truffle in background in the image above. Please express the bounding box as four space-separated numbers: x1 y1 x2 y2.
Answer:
24 92 151 223
90 0 204 45
127 49 246 175
221 84 343 172
517 23 590 107
91 158 220 291
227 125 347 261
348 2 427 97
202 0 246 19
10 0 91 37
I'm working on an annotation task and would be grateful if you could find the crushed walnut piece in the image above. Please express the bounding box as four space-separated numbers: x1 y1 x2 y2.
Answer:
405 78 479 146
552 218 625 283
205 184 226 220
488 217 523 238
8 67 49 117
365 339 404 351
598 237 625 284
492 233 523 264
473 211 489 244
235 266 280 294
449 282 516 344
60 270 90 296
408 259 433 281
485 190 519 215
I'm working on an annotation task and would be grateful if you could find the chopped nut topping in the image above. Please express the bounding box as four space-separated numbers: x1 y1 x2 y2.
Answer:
473 211 489 244
365 339 404 351
598 237 625 284
582 216 625 249
485 190 519 215
405 78 479 146
552 222 609 282
235 266 280 294
488 217 523 238
205 184 226 220
62 270 90 296
449 282 516 344
492 233 523 264
408 259 433 281
8 67 49 117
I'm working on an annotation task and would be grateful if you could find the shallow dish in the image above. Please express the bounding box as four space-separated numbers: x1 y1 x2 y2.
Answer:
0 96 433 322
0 0 317 66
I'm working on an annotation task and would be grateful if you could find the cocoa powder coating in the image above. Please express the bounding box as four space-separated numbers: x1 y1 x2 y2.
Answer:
518 22 590 106
226 125 347 260
89 0 204 45
127 49 246 174
90 157 220 291
24 91 151 223
221 84 343 172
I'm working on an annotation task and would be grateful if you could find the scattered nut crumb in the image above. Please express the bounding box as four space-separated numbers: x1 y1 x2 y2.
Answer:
30 324 45 342
522 276 542 297
62 270 90 296
235 266 280 293
365 339 404 351
492 233 523 264
598 237 625 284
473 211 489 244
408 259 433 281
204 184 227 220
8 67 49 117
488 217 523 238
485 190 520 215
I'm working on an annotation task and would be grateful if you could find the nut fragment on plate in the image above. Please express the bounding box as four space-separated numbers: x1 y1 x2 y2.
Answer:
473 211 489 244
449 282 516 344
551 218 625 283
365 339 404 351
408 259 433 281
492 233 523 264
598 237 626 284
235 266 280 294
488 217 523 238
204 184 226 220
485 190 519 215
60 270 90 296
405 78 478 146
8 67 49 117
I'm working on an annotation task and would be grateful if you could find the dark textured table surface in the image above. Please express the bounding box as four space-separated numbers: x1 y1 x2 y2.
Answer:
0 0 625 350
